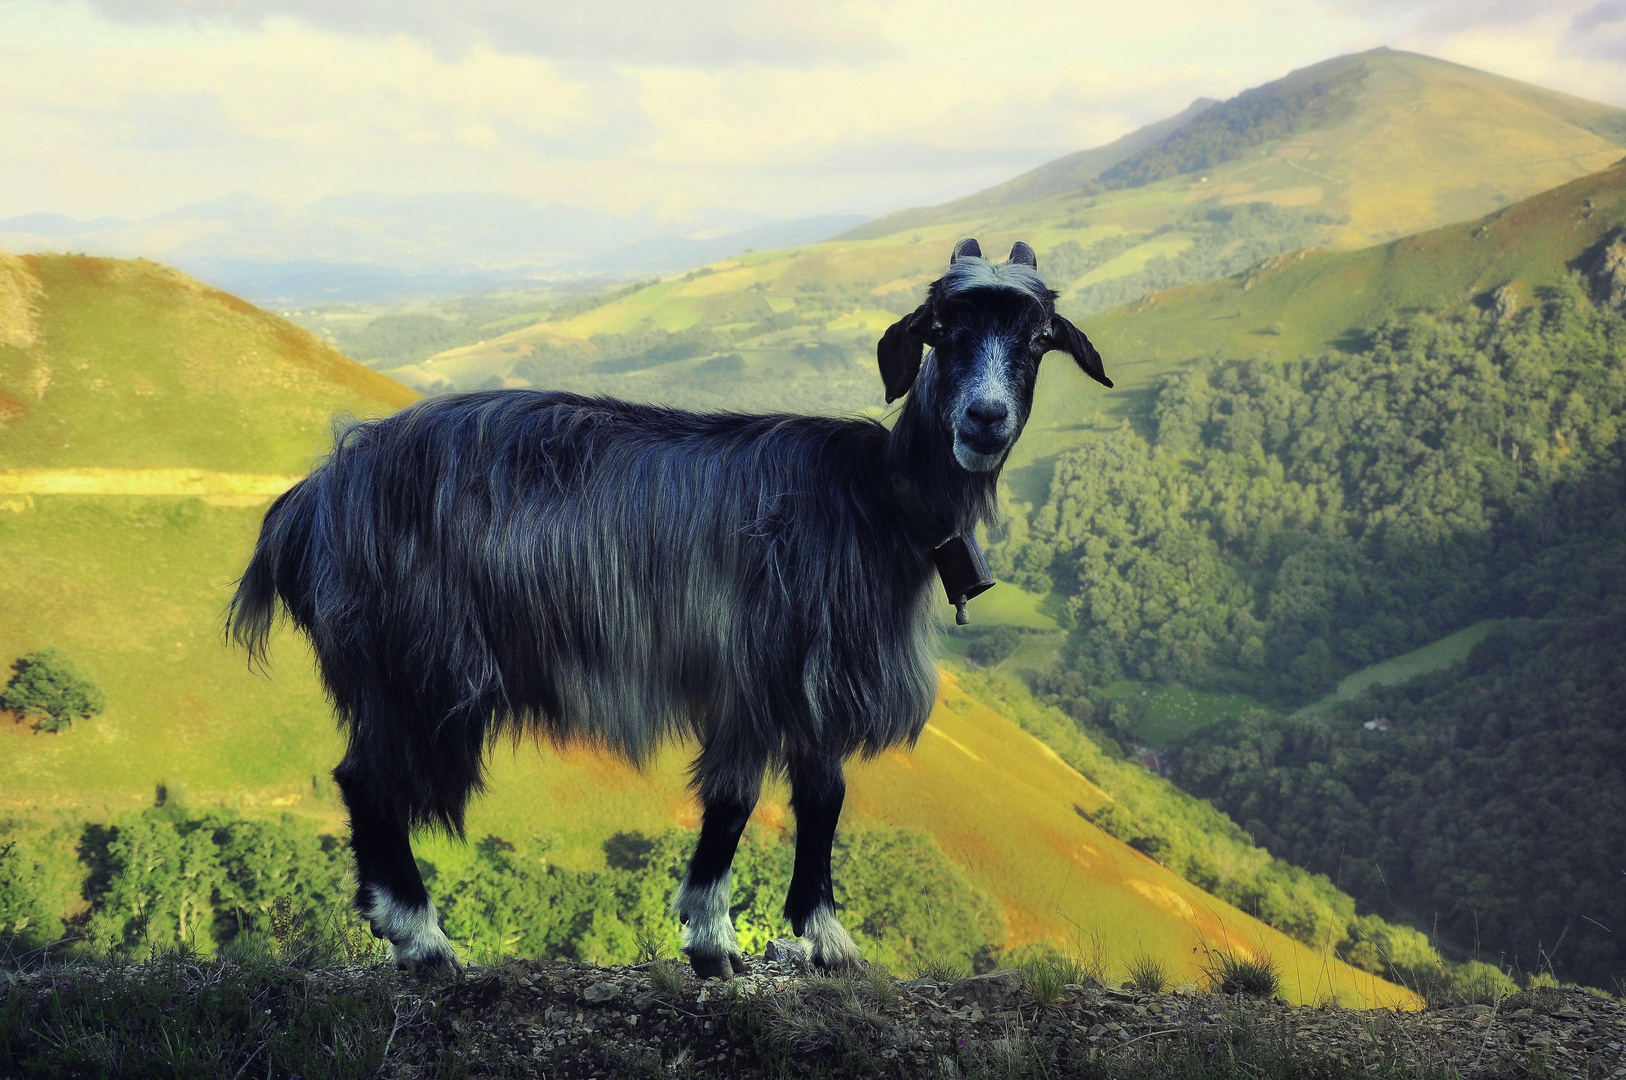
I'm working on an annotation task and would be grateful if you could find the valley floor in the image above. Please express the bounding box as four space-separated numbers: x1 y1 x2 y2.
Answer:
4 950 1617 1079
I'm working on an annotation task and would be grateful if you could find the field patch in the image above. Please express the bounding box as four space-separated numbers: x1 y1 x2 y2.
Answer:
1321 619 1504 707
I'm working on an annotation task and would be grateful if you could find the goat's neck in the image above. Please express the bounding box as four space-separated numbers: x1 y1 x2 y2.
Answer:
885 376 999 540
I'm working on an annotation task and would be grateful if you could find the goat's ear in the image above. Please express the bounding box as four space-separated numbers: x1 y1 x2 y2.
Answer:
1046 314 1113 388
878 303 934 403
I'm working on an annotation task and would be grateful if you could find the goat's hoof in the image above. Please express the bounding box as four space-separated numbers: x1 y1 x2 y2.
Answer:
801 909 862 973
392 939 462 977
401 953 462 978
688 951 740 980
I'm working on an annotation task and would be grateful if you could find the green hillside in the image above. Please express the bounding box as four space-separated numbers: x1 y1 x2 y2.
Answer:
0 254 416 472
1088 161 1626 364
0 257 1418 1005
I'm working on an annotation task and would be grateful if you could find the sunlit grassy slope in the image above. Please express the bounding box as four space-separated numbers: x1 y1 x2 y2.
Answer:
0 254 416 472
0 257 1413 1005
0 254 415 816
1087 161 1626 366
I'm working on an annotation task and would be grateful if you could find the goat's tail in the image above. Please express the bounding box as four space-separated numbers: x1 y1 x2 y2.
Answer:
227 475 319 667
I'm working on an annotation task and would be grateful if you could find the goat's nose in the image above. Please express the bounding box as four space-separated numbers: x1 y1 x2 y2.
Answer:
966 399 1009 427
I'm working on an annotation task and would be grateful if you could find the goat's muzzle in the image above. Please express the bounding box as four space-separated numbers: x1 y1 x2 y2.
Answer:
952 399 1014 471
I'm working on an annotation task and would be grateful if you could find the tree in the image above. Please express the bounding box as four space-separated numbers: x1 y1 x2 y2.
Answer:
87 813 226 956
1 648 106 733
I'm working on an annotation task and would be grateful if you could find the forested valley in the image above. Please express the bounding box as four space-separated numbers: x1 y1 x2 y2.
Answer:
993 272 1626 986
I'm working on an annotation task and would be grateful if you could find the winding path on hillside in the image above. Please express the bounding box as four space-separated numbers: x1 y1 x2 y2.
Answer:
0 468 301 507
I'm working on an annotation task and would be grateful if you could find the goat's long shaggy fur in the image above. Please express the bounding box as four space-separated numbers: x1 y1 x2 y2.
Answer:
230 393 946 831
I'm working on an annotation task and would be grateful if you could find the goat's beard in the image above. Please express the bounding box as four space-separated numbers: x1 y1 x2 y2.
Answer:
951 435 1007 473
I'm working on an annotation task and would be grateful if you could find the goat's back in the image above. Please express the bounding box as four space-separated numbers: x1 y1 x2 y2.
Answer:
246 390 940 775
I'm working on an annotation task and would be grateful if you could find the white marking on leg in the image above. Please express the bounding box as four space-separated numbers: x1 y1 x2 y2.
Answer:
364 886 458 970
801 904 860 970
672 873 739 960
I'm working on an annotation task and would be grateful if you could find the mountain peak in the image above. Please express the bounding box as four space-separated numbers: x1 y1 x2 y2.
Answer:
846 48 1626 249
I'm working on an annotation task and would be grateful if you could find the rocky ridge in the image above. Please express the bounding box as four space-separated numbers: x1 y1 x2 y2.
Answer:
5 946 1622 1078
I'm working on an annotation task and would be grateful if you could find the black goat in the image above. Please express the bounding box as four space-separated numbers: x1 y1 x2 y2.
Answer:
228 239 1110 976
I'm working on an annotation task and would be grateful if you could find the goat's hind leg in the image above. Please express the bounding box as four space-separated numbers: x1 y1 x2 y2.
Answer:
786 759 861 971
674 750 762 978
333 756 459 972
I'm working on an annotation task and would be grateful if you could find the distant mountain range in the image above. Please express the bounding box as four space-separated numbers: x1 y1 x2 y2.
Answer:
0 194 866 304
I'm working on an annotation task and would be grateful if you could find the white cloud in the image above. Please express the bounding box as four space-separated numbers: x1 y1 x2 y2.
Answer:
3 0 1626 225
69 0 896 67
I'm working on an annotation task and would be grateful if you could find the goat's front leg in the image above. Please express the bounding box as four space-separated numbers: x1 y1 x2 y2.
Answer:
785 760 861 971
674 787 757 978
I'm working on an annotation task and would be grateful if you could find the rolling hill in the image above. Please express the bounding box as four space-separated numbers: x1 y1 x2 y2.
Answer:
1086 159 1626 365
0 255 1414 1005
0 253 416 472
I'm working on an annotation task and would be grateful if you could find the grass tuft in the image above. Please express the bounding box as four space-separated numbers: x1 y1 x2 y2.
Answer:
863 963 900 1011
1126 950 1169 994
632 926 666 964
1440 960 1517 1006
912 954 970 983
1020 957 1065 1006
1017 948 1094 1006
647 959 686 998
1203 949 1281 998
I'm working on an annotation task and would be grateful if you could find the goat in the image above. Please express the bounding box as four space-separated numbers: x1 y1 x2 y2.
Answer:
227 239 1111 977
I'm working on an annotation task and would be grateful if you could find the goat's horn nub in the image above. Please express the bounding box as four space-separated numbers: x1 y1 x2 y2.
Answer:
1008 241 1037 268
951 238 982 263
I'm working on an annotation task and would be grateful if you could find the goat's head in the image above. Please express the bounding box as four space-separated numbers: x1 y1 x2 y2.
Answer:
877 238 1111 473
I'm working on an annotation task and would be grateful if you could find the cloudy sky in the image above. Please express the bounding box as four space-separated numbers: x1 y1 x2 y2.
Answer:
4 0 1626 225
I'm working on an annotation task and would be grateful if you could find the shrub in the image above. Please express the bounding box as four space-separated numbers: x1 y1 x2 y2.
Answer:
965 626 1022 667
1444 960 1518 1006
0 840 56 952
1 648 106 733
